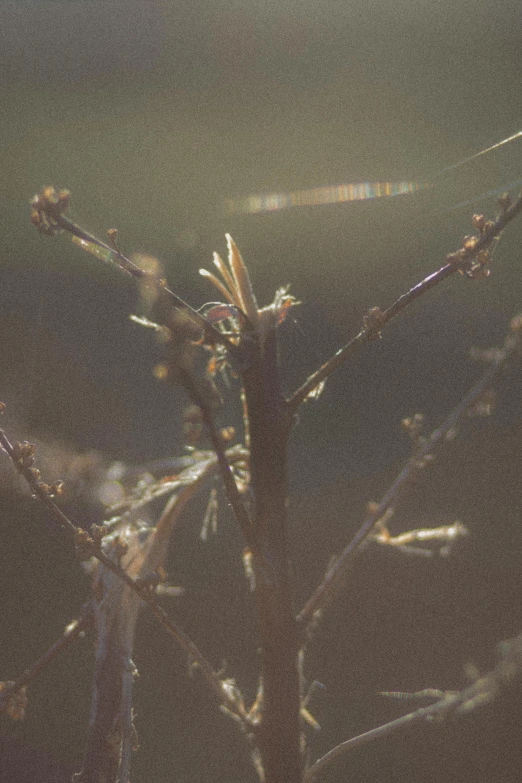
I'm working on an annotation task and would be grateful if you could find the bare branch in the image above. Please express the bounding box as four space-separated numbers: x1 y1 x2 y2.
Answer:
287 191 522 416
304 631 522 782
179 369 254 547
0 609 92 719
298 317 522 628
29 187 239 356
0 420 250 727
29 188 254 547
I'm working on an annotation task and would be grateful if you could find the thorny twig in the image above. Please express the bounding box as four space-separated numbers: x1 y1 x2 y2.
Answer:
297 315 522 628
287 191 522 416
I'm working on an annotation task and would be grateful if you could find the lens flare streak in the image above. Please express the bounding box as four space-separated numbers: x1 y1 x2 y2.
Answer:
224 130 521 216
225 180 426 215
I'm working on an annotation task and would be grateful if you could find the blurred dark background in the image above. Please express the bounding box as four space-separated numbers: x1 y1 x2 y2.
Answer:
1 1 522 781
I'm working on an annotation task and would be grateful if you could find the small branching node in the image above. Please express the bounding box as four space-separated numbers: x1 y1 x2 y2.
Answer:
106 227 121 255
497 192 513 213
74 528 95 562
367 502 395 532
362 306 385 339
401 413 435 467
247 681 264 726
446 210 500 281
219 678 247 722
372 520 468 558
300 679 325 733
134 570 162 595
466 388 496 418
91 524 108 545
0 430 66 503
401 413 425 443
304 379 327 402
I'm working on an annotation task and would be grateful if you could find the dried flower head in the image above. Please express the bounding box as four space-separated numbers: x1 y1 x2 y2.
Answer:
200 235 298 344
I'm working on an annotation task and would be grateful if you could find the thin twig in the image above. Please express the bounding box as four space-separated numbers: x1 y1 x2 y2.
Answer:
57 214 223 337
180 369 253 546
287 191 522 415
0 608 92 715
29 187 238 356
77 456 243 783
304 631 522 782
298 323 522 628
30 188 253 547
0 425 249 725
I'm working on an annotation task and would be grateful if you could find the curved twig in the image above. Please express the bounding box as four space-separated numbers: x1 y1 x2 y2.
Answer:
304 631 522 781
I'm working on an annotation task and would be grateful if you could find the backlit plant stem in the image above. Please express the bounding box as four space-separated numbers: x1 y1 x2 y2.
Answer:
242 326 303 783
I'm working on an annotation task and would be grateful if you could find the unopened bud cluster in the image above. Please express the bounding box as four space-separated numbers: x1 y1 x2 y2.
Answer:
30 186 71 236
446 210 501 281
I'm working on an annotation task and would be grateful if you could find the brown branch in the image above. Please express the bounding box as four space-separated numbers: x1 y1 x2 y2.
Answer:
241 326 303 783
0 608 92 718
297 320 522 628
304 631 522 782
287 191 522 416
29 187 238 356
76 456 240 783
180 369 254 547
0 423 249 727
30 187 253 546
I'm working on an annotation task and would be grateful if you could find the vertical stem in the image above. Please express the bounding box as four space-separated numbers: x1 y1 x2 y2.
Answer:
242 328 302 783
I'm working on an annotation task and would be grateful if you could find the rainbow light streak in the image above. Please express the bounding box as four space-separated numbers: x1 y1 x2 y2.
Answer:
225 180 427 215
224 130 522 216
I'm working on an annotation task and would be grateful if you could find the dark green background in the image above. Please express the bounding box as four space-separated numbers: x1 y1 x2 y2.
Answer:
1 1 522 781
